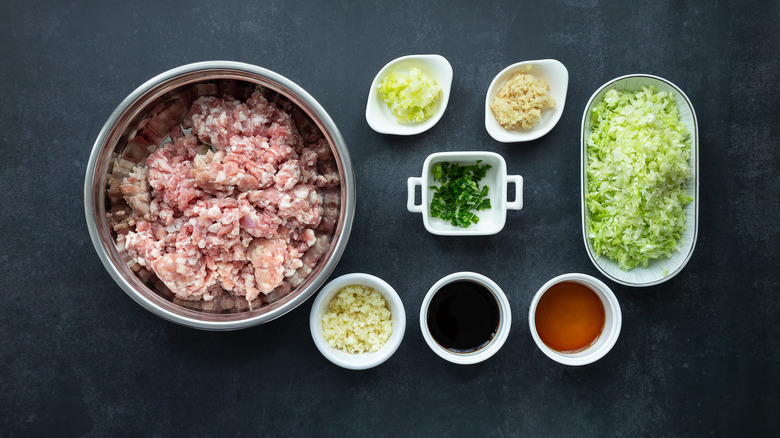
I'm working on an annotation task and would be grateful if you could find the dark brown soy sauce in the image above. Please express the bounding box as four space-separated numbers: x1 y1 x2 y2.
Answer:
427 280 500 353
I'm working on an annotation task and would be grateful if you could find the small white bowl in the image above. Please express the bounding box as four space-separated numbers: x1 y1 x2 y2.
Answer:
485 59 568 143
366 54 453 135
407 151 523 236
309 273 406 370
529 273 621 366
581 74 699 287
420 272 512 365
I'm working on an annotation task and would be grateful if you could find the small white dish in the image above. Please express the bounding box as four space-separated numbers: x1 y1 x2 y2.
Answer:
310 273 406 370
581 74 699 287
485 59 568 143
407 151 523 236
420 272 512 365
366 54 453 135
529 273 621 366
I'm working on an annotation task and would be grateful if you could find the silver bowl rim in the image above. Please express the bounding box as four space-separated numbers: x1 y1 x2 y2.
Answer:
84 61 355 330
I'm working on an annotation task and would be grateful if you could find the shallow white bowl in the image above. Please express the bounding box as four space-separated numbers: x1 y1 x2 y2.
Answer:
581 74 699 287
420 272 512 365
485 59 568 142
309 273 406 370
366 54 453 135
529 273 621 366
407 151 523 236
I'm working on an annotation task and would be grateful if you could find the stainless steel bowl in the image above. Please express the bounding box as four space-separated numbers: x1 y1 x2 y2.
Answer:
85 61 355 330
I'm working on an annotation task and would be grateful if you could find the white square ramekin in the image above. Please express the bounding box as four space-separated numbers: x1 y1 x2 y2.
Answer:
407 151 523 236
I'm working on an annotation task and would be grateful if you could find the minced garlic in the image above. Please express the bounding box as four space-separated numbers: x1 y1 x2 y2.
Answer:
322 285 392 354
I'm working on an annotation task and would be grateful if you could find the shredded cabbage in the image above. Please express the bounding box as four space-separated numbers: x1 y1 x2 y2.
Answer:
378 68 441 123
586 86 692 271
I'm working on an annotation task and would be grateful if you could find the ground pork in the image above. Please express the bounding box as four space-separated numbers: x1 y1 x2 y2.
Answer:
112 89 338 308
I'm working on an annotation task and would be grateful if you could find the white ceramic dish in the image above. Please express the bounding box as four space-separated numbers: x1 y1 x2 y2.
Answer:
366 54 453 135
420 272 512 365
529 273 621 366
407 151 523 236
484 59 568 143
581 74 699 287
309 273 406 370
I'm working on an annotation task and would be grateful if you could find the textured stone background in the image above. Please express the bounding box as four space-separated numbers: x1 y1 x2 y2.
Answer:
1 0 778 436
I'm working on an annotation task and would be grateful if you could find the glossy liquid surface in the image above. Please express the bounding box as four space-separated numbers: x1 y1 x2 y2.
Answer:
427 280 500 352
535 281 605 353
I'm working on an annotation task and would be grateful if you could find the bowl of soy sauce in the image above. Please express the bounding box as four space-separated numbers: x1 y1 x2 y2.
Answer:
420 272 512 364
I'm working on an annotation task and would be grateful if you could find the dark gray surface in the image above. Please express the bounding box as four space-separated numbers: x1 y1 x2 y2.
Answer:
1 0 778 436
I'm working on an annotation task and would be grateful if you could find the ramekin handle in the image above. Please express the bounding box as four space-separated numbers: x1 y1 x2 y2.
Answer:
507 175 524 210
407 177 424 213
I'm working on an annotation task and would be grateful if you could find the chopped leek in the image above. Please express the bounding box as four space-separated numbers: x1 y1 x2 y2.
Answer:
378 68 441 123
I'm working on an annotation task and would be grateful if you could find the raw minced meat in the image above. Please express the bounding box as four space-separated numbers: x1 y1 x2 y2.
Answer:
109 88 340 309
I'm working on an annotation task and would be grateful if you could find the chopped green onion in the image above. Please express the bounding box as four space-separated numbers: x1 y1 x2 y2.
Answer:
429 161 492 228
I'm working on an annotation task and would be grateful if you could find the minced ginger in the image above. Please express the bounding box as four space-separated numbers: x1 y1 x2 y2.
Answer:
490 72 555 130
